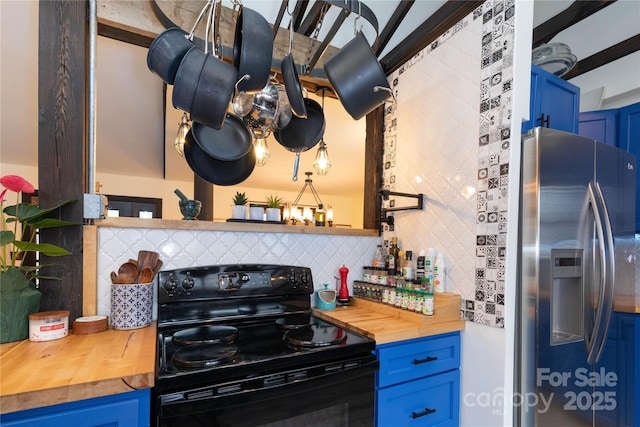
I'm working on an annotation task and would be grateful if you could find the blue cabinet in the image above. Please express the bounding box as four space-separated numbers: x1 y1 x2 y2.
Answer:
605 312 640 427
0 389 150 427
375 332 461 427
579 101 640 231
618 102 640 232
522 64 580 134
578 109 618 146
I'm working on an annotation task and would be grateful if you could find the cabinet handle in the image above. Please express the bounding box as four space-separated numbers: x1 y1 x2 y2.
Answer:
536 113 550 128
411 407 436 419
413 356 437 364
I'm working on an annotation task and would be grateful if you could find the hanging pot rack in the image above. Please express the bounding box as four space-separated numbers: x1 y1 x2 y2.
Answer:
150 0 380 85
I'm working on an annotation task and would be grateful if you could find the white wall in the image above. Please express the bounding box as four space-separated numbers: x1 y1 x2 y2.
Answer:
380 1 534 425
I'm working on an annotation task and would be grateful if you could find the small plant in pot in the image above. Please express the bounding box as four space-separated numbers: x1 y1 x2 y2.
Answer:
231 192 248 220
265 194 283 222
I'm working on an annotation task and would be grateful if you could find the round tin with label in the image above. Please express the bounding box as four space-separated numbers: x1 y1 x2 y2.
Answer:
29 310 69 341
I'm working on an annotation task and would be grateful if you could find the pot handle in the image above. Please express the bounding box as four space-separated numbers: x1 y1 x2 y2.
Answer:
292 151 301 182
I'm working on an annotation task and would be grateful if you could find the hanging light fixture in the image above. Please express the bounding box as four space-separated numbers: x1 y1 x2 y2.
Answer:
174 112 191 157
313 88 331 176
313 139 331 175
251 127 270 166
292 172 330 226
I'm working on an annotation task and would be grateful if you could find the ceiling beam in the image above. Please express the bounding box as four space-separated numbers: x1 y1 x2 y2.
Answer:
532 0 616 48
374 0 415 56
563 33 640 79
379 0 483 75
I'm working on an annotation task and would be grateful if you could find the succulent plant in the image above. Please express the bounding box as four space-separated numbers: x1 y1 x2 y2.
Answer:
265 194 283 208
232 191 248 206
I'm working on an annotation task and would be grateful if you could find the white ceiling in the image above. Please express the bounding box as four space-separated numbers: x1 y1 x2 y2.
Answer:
2 0 639 197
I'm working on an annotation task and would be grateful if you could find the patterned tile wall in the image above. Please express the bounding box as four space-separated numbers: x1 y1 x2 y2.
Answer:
96 227 379 318
382 0 515 328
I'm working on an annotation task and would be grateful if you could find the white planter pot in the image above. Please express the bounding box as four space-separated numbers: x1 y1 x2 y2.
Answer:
249 206 264 221
231 205 246 220
265 208 281 222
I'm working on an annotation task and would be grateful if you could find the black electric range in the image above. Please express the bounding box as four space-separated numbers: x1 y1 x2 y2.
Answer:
154 264 377 427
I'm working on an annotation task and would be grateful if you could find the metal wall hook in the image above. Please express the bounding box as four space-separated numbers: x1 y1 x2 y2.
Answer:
374 86 397 105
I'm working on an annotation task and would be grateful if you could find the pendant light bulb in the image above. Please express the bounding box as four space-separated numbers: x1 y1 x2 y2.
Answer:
313 140 331 176
253 135 270 167
174 112 191 157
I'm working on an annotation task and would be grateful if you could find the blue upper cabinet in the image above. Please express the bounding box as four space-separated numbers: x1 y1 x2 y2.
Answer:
618 102 640 232
578 109 619 146
522 64 580 134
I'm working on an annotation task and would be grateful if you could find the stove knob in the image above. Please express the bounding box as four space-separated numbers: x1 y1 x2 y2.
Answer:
288 272 297 284
163 277 178 293
300 271 309 284
182 274 195 290
218 276 230 290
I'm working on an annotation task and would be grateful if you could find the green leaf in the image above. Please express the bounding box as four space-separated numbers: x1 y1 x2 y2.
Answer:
4 200 76 224
12 241 72 257
0 230 15 246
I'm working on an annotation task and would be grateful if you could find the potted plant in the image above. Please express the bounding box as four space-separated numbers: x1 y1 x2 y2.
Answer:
265 194 283 222
231 191 248 220
249 203 265 221
0 175 76 343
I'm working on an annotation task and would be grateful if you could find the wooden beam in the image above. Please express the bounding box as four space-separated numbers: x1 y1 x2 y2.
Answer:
379 1 483 75
532 0 615 48
363 105 384 232
374 0 415 56
38 0 87 322
563 33 640 79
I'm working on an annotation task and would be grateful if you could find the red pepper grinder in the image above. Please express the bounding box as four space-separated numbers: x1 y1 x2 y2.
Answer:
337 264 351 305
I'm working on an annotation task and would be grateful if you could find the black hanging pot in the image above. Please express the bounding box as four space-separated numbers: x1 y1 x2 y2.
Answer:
183 129 256 186
274 98 325 181
233 6 273 93
146 27 193 84
324 31 391 120
190 115 252 161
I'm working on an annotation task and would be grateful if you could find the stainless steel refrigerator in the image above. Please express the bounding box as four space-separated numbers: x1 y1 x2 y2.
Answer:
516 127 636 426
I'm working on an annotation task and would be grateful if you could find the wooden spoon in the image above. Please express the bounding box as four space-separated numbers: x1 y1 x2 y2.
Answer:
117 261 139 284
152 259 163 276
110 271 119 284
136 267 154 284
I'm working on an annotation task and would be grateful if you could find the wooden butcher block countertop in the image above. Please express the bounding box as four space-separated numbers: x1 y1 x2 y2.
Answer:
313 293 465 345
0 324 156 414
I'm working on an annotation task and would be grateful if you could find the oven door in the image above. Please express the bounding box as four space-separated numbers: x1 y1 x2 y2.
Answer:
156 355 377 427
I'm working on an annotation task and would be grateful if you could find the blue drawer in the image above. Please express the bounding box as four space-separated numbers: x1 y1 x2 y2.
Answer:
376 369 460 427
376 332 460 388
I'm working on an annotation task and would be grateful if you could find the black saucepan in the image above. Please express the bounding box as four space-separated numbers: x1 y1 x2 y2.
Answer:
184 129 256 186
233 6 273 93
274 98 325 180
190 115 252 161
324 31 391 120
146 27 193 84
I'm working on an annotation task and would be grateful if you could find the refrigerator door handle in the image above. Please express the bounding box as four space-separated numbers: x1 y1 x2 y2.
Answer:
585 181 616 365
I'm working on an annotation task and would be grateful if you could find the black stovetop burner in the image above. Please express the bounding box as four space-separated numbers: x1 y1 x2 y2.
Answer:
155 264 375 393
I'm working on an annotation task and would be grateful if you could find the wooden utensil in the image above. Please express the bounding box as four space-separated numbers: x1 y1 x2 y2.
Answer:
137 250 159 272
136 267 154 284
153 259 163 276
117 261 139 284
110 271 119 284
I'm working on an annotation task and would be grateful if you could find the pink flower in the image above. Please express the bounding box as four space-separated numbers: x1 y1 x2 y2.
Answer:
0 175 35 194
0 189 6 204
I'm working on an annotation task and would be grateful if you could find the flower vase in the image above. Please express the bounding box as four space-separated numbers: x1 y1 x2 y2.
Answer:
0 268 42 343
